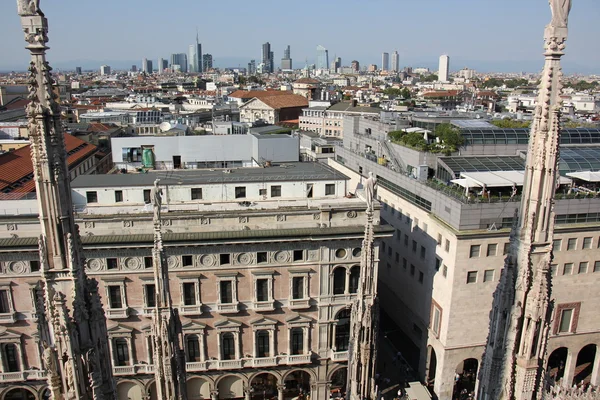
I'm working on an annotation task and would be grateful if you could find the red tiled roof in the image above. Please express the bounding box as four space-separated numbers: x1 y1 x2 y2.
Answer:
228 90 290 99
294 78 320 84
0 134 97 195
423 90 460 98
245 94 309 110
2 98 30 111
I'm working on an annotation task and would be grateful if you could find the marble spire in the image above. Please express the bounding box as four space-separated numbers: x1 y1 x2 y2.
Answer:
477 1 572 399
347 174 380 400
150 180 188 400
16 0 115 398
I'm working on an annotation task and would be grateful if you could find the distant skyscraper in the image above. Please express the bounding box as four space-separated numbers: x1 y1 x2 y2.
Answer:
281 45 292 70
161 59 168 72
269 51 274 73
75 67 82 75
203 54 213 71
131 65 137 72
391 51 399 72
100 65 111 75
438 54 450 82
171 53 188 73
316 45 329 70
158 58 165 74
262 42 273 73
351 60 360 72
188 44 196 72
196 29 202 73
382 52 390 71
142 58 152 74
248 60 256 75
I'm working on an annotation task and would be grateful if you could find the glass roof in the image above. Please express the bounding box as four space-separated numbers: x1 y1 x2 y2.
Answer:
559 147 600 174
439 156 525 174
460 128 600 145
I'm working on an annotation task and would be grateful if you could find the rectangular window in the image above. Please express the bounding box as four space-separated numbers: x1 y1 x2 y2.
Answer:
484 269 495 282
550 264 558 276
396 229 401 240
271 185 282 197
108 286 123 309
395 252 400 262
144 256 153 269
443 265 448 277
567 238 577 251
467 271 477 284
578 262 588 274
414 217 420 231
115 339 129 366
220 254 230 265
487 244 498 257
595 261 600 273
143 189 151 204
0 290 10 314
107 258 118 270
412 240 417 253
470 245 481 258
420 246 426 259
558 309 573 333
445 239 450 252
291 329 303 355
410 264 415 276
220 281 233 303
186 335 201 362
183 283 196 305
382 242 386 252
256 279 269 302
257 252 268 264
552 239 562 252
437 234 442 245
86 191 98 204
306 184 313 198
404 235 409 246
259 188 267 197
115 190 123 203
583 237 593 249
563 263 573 275
403 258 407 269
145 284 156 308
292 277 304 299
191 188 203 200
503 242 511 255
418 271 424 283
431 304 442 336
235 186 246 199
435 258 441 271
423 223 428 234
325 184 336 195
30 260 40 272
182 255 193 267
222 334 235 360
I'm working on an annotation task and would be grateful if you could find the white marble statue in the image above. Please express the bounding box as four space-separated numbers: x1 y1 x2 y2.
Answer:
16 0 41 16
364 172 377 211
549 0 572 28
150 179 162 222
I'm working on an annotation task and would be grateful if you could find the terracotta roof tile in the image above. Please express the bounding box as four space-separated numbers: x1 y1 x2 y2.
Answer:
228 90 290 99
247 94 308 110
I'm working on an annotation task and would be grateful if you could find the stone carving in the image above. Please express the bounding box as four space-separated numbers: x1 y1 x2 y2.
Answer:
347 211 357 219
123 257 141 271
84 221 94 229
167 256 179 269
237 253 252 265
307 250 319 261
201 217 210 225
276 214 286 222
162 219 172 226
87 259 104 272
549 0 572 28
7 261 28 275
239 216 248 223
313 213 321 220
42 341 57 371
16 0 41 16
274 251 290 263
123 221 133 228
6 224 17 231
151 179 162 222
364 172 377 211
199 254 216 267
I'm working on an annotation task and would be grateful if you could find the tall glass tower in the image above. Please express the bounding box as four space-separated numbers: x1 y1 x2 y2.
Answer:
316 45 329 70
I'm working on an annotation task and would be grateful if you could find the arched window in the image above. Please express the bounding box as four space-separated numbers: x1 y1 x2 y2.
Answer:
186 334 201 362
349 266 360 294
333 268 346 295
114 338 129 366
291 328 304 355
257 330 270 358
221 333 235 360
3 343 19 372
335 309 351 351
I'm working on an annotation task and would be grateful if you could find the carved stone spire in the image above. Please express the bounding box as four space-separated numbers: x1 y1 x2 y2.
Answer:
478 2 572 400
150 180 188 400
16 1 115 398
347 180 379 400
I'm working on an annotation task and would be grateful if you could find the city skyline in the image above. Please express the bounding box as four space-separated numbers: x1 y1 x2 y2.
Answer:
0 0 599 74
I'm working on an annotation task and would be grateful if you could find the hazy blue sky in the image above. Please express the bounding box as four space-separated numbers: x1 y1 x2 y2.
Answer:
0 0 598 73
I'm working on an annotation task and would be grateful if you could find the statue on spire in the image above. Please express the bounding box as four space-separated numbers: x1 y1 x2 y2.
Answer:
17 0 41 16
549 0 572 28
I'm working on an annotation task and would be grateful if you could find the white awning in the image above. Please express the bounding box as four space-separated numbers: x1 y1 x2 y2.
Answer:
451 171 570 189
566 171 600 183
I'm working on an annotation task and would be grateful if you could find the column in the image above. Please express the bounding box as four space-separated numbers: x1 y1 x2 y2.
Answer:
234 332 241 360
563 349 577 387
127 337 134 366
200 333 206 363
245 388 251 400
331 323 337 352
211 390 219 400
303 327 309 355
287 328 291 356
17 343 25 372
277 384 285 400
345 269 350 294
590 346 600 386
107 338 115 368
269 330 275 359
217 333 222 360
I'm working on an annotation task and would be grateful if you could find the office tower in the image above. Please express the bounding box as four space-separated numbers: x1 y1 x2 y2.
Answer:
100 65 111 75
248 59 256 75
281 45 292 70
196 30 203 73
131 65 137 72
316 45 329 70
188 44 196 72
142 58 152 74
158 57 165 74
391 51 399 72
75 66 82 75
170 53 188 73
381 52 390 71
478 2 573 399
438 54 449 82
335 57 342 71
351 60 360 72
162 59 168 72
269 51 274 73
203 54 213 71
262 42 272 73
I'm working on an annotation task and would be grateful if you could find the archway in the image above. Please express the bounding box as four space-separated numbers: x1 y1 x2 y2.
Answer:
427 347 437 389
349 266 360 294
187 377 211 400
574 344 597 385
3 388 35 400
333 268 346 295
40 389 50 400
218 375 245 399
548 347 568 383
335 309 351 351
330 367 347 398
250 373 278 400
452 358 478 400
117 381 144 400
148 381 158 400
283 370 311 400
